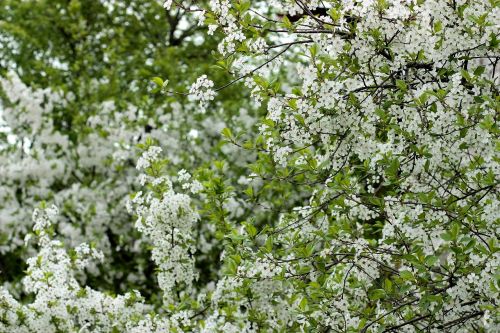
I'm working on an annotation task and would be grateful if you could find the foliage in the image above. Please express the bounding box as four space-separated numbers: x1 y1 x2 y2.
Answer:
0 0 499 332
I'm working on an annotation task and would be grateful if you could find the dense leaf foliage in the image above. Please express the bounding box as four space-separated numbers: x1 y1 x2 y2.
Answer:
0 0 499 332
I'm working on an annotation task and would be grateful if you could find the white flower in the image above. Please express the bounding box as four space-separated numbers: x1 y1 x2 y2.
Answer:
163 0 172 10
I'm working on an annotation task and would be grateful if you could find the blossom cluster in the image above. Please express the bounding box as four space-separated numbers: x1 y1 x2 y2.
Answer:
129 146 199 301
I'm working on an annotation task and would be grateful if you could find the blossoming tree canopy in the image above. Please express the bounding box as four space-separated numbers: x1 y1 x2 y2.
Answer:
0 0 499 332
0 0 247 296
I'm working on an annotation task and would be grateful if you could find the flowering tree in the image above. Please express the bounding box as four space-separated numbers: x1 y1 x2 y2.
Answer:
1 0 499 332
0 0 254 297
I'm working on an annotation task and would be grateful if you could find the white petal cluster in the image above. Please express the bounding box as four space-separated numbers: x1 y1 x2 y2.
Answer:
189 75 216 113
129 146 199 301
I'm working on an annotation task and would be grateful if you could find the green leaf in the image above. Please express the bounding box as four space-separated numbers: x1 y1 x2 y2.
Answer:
384 278 393 292
369 289 386 300
151 77 164 87
221 127 233 139
282 15 293 30
424 255 438 266
329 8 341 21
433 20 442 33
226 258 238 275
299 297 308 311
400 270 414 281
309 44 318 58
244 222 257 237
396 79 407 92
474 66 485 76
450 223 460 241
461 69 471 82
